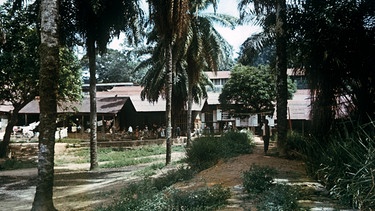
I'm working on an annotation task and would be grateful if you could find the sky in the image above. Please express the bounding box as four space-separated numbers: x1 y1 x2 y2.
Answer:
109 0 262 57
0 0 261 58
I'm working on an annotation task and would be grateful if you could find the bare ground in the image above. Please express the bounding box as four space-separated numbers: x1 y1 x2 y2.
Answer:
0 138 353 211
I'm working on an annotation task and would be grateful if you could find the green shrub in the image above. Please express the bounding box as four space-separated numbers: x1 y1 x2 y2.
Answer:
169 185 231 210
185 136 222 171
97 177 230 211
0 159 36 170
243 164 278 194
220 131 255 157
186 131 254 171
152 166 195 191
285 131 307 159
301 120 375 210
257 184 300 211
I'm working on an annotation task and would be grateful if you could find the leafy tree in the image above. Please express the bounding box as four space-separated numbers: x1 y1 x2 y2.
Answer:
80 48 142 84
0 2 82 158
219 65 295 116
0 2 39 158
31 0 60 209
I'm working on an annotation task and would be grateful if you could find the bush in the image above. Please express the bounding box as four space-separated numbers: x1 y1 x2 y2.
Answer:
257 184 300 211
169 185 231 210
243 164 278 194
98 179 230 211
285 131 307 159
300 121 375 209
186 131 254 171
152 166 195 191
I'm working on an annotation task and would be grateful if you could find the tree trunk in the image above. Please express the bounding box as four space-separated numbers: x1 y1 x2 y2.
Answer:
0 110 18 158
275 0 288 157
88 37 98 170
31 0 59 210
165 42 173 165
186 82 193 147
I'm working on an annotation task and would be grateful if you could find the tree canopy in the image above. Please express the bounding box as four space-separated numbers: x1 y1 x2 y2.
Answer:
219 65 296 116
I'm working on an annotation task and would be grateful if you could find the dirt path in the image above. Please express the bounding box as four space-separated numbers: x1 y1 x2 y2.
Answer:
1 138 352 211
0 144 185 211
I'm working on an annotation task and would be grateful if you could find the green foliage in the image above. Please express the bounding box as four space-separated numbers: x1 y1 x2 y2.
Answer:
257 184 300 211
58 48 82 101
299 121 375 210
242 165 302 210
97 169 229 211
168 185 231 210
152 166 195 191
219 65 296 115
0 159 37 170
185 131 255 171
243 164 278 194
80 49 142 84
99 182 230 211
285 131 307 159
0 2 39 103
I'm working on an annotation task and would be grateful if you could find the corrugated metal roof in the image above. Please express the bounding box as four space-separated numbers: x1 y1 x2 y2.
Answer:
0 101 14 113
205 71 231 79
19 97 128 115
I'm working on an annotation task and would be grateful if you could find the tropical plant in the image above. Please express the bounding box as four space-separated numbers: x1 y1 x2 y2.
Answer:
145 0 190 164
287 0 375 138
238 0 289 156
139 0 235 147
65 0 143 170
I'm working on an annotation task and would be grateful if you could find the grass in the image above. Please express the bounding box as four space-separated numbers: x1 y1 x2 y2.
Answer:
55 144 185 168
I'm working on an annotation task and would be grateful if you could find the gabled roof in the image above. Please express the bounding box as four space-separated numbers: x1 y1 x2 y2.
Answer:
19 97 128 115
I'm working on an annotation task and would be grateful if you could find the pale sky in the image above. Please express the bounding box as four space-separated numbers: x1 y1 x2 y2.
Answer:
109 0 261 57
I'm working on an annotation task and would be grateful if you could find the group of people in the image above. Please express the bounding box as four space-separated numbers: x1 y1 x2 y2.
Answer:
126 124 181 139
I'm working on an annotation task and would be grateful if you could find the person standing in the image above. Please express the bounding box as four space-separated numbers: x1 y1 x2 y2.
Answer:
262 119 271 155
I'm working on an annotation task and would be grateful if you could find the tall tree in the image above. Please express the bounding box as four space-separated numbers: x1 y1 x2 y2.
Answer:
147 0 189 164
239 0 288 155
275 0 288 156
70 0 143 170
31 0 59 209
185 0 235 146
139 0 234 148
287 0 375 137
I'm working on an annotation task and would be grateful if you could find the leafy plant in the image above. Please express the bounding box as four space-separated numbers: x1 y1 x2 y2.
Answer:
185 131 255 171
97 171 229 211
300 120 375 209
257 184 300 211
243 164 278 194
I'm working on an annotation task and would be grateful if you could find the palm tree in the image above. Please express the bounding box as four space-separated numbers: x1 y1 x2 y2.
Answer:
140 0 235 151
146 0 190 165
71 0 143 170
239 0 288 156
32 0 59 210
185 0 235 145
